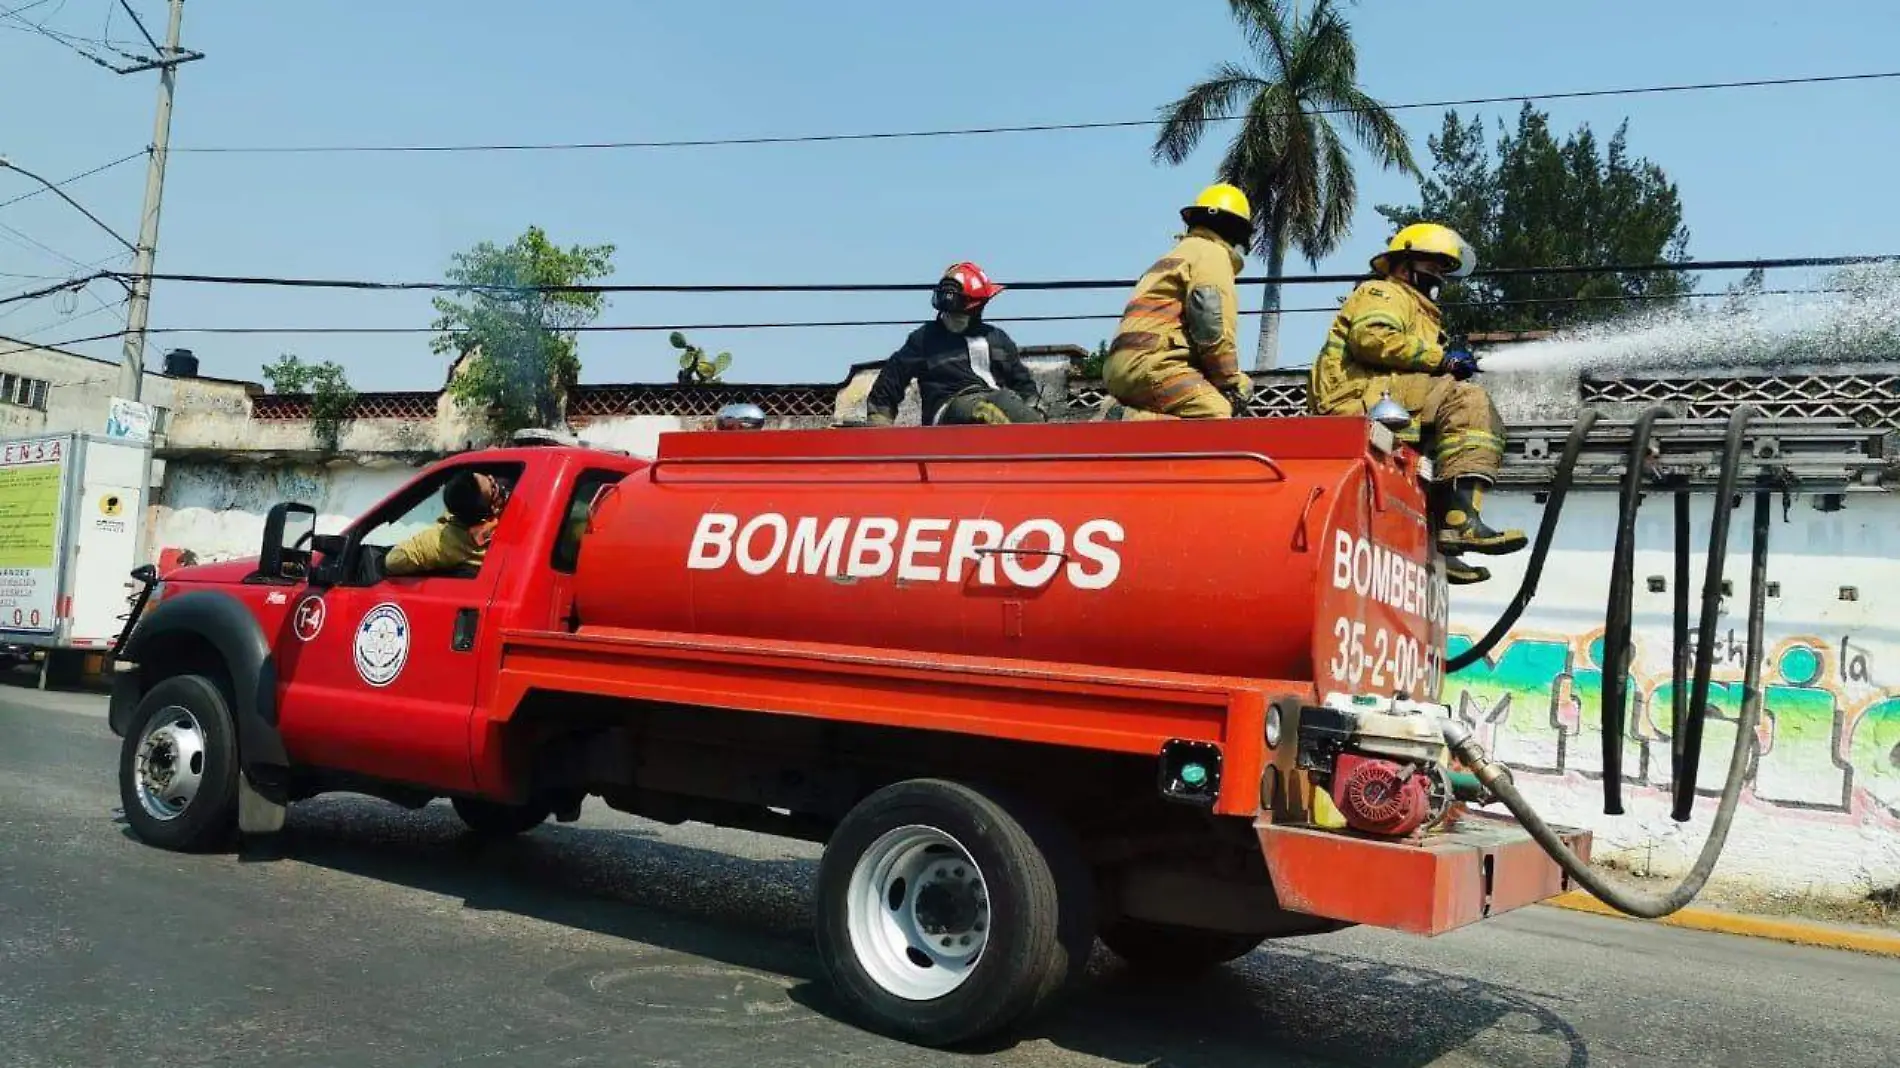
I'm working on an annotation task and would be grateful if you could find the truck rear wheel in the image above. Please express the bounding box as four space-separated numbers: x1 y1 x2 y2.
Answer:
1098 918 1265 976
814 779 1089 1048
450 796 550 837
118 674 240 853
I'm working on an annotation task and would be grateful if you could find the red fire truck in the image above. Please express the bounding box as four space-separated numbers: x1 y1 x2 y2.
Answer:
109 416 1595 1046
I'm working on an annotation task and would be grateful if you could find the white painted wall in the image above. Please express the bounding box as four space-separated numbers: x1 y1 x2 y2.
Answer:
1447 488 1900 896
149 414 692 564
0 341 179 438
152 460 415 565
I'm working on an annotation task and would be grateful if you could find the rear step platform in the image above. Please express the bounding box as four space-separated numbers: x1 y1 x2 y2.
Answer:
1256 811 1592 936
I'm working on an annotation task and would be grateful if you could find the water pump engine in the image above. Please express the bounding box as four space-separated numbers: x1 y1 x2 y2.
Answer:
1299 694 1459 838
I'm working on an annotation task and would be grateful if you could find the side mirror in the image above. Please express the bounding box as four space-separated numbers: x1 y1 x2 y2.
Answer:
306 533 348 588
260 502 318 581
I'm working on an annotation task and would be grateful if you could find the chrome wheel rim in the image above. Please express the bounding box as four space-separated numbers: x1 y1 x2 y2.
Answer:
845 824 990 1001
134 705 206 822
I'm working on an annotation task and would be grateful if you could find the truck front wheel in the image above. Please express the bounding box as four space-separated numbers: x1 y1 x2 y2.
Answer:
814 779 1089 1048
118 674 240 852
450 796 550 837
1098 918 1266 976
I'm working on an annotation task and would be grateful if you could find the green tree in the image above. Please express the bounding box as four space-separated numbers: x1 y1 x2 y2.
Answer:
1375 103 1694 335
1152 0 1418 370
429 225 616 439
260 353 356 453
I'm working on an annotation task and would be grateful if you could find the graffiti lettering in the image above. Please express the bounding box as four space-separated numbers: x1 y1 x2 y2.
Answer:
1448 631 1900 819
1840 635 1874 685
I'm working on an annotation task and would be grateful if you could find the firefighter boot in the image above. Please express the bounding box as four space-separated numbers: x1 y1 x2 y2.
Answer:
1444 554 1490 585
1435 477 1528 557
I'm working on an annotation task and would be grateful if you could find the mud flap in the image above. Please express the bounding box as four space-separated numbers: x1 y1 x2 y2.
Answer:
237 769 287 835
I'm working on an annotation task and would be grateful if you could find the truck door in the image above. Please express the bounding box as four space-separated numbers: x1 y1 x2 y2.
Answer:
273 461 526 793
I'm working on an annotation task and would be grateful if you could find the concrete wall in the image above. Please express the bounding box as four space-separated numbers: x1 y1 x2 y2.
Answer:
149 413 692 564
163 390 476 457
1447 488 1900 897
0 341 180 439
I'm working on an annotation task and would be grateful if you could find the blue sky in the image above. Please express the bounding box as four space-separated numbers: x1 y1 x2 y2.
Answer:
1 1 1896 391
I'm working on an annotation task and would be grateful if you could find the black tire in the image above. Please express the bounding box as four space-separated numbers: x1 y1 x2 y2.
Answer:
118 674 241 853
451 796 550 837
1098 917 1266 977
814 779 1089 1048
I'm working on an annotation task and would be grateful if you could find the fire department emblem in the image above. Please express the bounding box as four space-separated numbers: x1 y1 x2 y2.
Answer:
352 602 410 687
292 594 326 642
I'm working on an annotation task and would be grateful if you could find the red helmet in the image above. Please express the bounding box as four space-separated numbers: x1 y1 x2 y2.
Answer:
932 261 1006 314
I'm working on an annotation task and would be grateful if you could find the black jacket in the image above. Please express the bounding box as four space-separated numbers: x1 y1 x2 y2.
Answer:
866 319 1040 424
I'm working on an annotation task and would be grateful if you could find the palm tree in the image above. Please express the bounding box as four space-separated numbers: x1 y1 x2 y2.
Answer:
1153 0 1419 370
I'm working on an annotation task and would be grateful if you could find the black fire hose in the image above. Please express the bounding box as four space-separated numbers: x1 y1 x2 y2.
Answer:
1672 407 1755 818
1444 409 1600 674
1600 405 1666 814
1442 406 1772 919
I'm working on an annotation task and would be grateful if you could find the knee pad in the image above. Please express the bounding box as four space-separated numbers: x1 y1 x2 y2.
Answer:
971 400 1009 425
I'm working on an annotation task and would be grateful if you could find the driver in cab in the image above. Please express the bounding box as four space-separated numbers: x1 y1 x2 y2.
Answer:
383 470 509 577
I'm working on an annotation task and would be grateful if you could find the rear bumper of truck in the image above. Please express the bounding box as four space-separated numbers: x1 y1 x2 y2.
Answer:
1256 811 1592 936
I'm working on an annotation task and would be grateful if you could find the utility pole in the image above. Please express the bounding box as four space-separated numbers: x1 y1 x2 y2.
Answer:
117 0 192 402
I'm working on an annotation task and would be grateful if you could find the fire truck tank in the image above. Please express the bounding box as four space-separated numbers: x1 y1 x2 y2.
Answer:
571 419 1449 693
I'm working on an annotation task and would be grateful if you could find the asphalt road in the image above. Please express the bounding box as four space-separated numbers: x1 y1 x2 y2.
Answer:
3 678 1896 1068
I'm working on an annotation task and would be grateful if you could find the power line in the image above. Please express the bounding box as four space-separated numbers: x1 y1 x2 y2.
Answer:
0 151 146 211
71 287 1854 338
0 0 127 69
169 70 1900 155
0 270 115 307
105 253 1900 297
0 157 137 249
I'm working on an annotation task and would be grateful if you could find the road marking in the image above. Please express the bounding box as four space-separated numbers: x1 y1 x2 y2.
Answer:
1546 891 1900 958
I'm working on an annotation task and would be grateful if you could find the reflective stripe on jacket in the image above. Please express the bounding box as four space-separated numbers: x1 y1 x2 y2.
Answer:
1308 277 1448 413
1102 227 1241 403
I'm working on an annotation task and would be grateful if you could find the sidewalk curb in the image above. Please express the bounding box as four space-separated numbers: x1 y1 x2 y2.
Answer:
1544 890 1900 957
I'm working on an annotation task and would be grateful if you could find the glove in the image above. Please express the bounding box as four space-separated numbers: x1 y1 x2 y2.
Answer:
866 409 895 427
1223 373 1255 400
1443 348 1479 381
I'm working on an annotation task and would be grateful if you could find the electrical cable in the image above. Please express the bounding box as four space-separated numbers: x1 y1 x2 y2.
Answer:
0 151 147 211
63 286 1870 337
102 254 1899 297
170 70 1900 155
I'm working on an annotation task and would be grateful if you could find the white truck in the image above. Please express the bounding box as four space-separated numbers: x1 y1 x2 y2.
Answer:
0 431 153 687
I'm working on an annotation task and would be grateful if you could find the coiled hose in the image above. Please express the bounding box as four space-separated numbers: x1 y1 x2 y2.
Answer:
1440 406 1771 919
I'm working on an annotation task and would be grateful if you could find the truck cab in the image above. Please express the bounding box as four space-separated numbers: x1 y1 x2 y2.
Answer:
110 442 642 831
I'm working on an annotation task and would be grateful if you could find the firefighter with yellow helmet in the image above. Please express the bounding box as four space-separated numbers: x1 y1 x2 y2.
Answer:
1101 183 1256 420
1309 222 1525 585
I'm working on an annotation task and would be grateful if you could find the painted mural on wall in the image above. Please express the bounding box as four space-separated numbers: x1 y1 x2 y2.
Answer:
1446 626 1900 824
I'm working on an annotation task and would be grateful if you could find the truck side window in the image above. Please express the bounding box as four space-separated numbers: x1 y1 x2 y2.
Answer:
353 462 525 583
550 468 626 574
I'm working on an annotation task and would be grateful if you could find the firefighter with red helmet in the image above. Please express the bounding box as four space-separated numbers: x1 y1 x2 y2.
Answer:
866 262 1047 426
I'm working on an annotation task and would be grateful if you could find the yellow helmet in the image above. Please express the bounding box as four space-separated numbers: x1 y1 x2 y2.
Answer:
1180 183 1254 246
1371 222 1476 279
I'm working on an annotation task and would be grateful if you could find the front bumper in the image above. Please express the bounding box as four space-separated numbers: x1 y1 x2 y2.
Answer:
1256 810 1591 936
